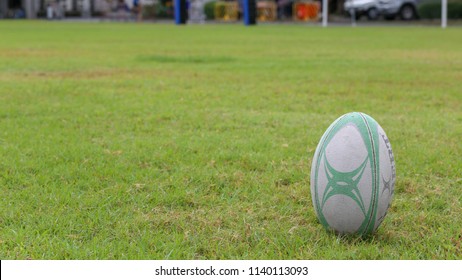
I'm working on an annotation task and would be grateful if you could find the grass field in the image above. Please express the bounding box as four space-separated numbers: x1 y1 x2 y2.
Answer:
0 21 461 259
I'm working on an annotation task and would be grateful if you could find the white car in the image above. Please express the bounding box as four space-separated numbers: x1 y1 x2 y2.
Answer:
344 0 381 20
378 0 420 20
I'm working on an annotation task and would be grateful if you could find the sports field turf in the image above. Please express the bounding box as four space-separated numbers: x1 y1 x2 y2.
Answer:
0 21 461 259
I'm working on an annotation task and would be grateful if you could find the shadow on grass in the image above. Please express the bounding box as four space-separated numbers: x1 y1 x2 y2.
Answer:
326 229 395 245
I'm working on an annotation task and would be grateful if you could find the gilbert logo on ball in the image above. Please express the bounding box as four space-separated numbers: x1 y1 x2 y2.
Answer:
310 112 396 235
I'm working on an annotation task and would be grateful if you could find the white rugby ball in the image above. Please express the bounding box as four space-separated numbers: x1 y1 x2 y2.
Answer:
310 112 396 235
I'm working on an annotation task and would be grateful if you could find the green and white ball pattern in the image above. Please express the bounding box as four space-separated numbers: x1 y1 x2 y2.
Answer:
310 112 396 235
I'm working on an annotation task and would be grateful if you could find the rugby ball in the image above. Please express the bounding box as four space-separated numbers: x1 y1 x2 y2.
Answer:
310 112 396 235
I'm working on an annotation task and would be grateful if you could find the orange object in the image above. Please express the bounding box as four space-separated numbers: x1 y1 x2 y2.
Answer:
293 2 320 21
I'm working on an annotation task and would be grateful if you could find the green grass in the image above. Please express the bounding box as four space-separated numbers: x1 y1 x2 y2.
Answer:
0 21 461 259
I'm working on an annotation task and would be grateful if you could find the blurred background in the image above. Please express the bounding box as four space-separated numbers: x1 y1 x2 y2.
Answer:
0 0 461 25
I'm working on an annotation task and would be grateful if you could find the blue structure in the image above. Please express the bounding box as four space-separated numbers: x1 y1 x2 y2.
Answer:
174 0 187 24
243 0 256 25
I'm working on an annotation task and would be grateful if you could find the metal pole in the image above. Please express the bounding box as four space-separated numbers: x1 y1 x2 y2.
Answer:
174 0 187 24
243 0 256 26
322 0 328 27
442 0 447 28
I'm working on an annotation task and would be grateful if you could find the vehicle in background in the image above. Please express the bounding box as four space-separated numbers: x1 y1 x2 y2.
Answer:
378 0 420 20
344 0 381 20
344 0 420 21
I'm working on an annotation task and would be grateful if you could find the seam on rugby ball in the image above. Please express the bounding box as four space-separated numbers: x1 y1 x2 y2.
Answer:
359 113 378 235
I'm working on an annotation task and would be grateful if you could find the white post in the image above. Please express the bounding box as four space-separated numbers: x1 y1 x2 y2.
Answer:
24 0 37 19
66 0 72 12
322 0 328 27
82 0 91 18
47 4 53 19
442 0 447 28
